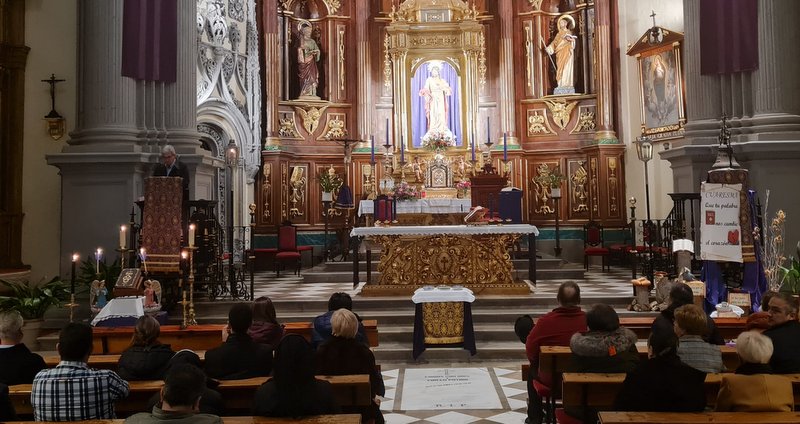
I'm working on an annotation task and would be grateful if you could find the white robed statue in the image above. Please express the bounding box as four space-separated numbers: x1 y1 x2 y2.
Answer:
419 62 454 141
544 14 577 95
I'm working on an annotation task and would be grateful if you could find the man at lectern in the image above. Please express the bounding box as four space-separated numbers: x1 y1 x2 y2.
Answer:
152 145 190 193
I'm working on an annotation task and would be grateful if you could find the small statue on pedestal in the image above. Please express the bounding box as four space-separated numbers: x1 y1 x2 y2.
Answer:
90 280 108 313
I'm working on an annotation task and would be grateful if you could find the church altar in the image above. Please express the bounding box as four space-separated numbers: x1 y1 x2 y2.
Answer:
351 224 538 296
357 198 472 216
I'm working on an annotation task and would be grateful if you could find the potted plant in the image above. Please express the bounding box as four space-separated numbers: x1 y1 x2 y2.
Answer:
0 276 70 348
318 167 343 202
779 241 800 295
535 166 566 198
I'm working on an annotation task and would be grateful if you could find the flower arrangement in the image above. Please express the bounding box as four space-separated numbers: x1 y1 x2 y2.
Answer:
421 131 455 152
393 181 419 201
779 241 800 294
456 181 471 190
318 168 343 193
760 207 787 293
534 165 566 189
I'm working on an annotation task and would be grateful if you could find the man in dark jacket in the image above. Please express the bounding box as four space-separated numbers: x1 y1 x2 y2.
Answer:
524 281 587 424
126 364 222 424
0 311 46 385
311 292 366 349
651 283 724 345
204 304 273 380
763 292 800 373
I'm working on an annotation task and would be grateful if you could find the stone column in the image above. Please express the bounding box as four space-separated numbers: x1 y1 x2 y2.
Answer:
262 1 281 147
681 0 722 142
497 0 517 144
356 0 372 140
163 0 202 151
592 0 617 144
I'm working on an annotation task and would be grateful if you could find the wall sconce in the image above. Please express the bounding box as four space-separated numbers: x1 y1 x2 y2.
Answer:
42 74 66 141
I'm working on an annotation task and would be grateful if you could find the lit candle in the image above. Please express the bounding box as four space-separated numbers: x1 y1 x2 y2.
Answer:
503 132 508 162
140 248 147 273
371 135 375 165
400 134 405 163
188 224 196 247
95 248 102 274
119 225 127 250
71 253 79 295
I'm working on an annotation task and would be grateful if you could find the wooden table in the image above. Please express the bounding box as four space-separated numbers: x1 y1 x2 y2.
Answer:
598 411 800 423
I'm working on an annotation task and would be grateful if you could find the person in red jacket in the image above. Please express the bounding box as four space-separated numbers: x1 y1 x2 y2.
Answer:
524 281 587 424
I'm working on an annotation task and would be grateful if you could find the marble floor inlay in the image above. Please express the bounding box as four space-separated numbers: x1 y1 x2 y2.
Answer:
400 367 503 410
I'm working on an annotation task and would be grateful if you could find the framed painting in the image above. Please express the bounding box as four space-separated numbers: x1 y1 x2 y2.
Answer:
627 26 686 140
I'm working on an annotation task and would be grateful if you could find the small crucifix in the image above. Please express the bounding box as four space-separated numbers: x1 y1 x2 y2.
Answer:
650 10 657 28
41 74 65 118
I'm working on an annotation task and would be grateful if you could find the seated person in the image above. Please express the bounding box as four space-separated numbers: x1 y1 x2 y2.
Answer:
125 364 222 423
118 315 175 380
651 283 724 345
716 331 793 412
253 334 340 417
316 309 384 424
0 311 46 385
0 383 16 422
248 296 285 347
763 292 800 373
32 323 130 421
145 350 224 416
312 292 367 348
674 304 725 373
204 303 273 380
614 331 706 412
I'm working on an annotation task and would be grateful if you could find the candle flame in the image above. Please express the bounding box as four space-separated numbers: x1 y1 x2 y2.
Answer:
120 225 126 231
96 248 102 255
181 251 188 259
189 223 195 230
72 253 79 262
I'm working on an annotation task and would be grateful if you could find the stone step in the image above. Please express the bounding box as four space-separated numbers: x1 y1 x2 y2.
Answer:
373 341 528 362
301 267 585 283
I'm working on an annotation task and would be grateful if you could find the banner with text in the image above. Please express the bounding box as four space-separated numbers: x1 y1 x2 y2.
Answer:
700 183 743 263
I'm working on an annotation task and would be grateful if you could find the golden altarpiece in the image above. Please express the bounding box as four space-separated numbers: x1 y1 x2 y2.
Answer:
255 0 627 250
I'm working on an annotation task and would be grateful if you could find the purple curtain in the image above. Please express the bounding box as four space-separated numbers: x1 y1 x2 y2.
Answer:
121 0 178 83
411 61 462 148
699 0 758 75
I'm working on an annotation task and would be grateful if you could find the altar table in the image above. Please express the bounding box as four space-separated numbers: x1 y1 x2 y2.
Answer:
412 286 476 359
351 224 539 295
357 198 472 216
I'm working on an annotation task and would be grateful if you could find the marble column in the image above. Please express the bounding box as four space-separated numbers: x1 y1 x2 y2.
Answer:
592 0 618 144
497 0 517 144
261 1 281 147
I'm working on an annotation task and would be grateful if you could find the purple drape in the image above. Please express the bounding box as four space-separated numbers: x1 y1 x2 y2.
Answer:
699 0 758 75
411 62 462 148
121 0 178 83
745 190 768 311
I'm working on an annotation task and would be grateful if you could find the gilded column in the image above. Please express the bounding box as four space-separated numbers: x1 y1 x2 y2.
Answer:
262 2 281 147
592 0 618 144
497 0 518 144
356 0 372 140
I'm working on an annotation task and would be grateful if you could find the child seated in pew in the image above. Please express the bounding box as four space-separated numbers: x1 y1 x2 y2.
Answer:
614 330 707 413
716 331 793 412
118 315 175 381
252 334 340 417
125 364 222 423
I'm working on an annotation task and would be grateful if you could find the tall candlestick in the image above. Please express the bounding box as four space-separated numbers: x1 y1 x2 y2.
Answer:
119 225 127 250
71 253 78 294
486 117 490 143
95 248 102 274
471 131 476 162
371 135 375 164
188 224 196 247
140 248 147 273
503 132 508 162
385 118 390 146
400 134 405 163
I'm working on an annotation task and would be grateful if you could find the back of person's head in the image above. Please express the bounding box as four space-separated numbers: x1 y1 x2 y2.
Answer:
673 304 709 336
58 322 93 362
331 308 359 339
760 291 778 312
514 314 534 343
131 315 160 347
0 311 23 344
228 303 253 335
668 283 694 308
273 334 315 386
556 281 581 307
745 312 770 332
736 331 773 365
252 296 279 324
586 304 619 332
328 292 353 311
648 330 678 358
161 364 206 410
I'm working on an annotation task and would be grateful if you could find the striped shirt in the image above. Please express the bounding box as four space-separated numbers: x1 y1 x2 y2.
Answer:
677 335 725 373
31 361 129 421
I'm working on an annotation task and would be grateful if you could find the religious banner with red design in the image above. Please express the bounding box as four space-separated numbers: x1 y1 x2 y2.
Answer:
700 183 743 263
141 177 183 272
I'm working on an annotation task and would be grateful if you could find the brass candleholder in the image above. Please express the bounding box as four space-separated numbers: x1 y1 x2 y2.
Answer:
66 294 78 322
116 248 131 269
186 247 198 326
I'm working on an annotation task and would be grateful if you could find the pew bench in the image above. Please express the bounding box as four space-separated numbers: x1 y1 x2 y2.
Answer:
3 415 363 424
89 320 379 354
529 317 748 342
597 411 800 423
9 374 371 416
44 351 208 369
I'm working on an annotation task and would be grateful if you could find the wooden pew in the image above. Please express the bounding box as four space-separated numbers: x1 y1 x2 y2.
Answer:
521 345 741 380
598 411 800 423
89 320 379 354
8 375 371 416
529 317 748 341
561 372 800 410
44 351 207 369
3 416 363 424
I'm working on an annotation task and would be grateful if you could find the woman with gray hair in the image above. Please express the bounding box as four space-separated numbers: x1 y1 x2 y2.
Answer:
0 311 45 385
715 331 793 411
316 309 385 424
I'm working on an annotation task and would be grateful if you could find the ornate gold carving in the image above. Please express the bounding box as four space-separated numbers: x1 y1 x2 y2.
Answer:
362 164 377 200
543 98 578 130
590 158 599 214
289 165 307 218
337 26 345 94
524 23 533 91
322 0 341 14
422 302 465 344
571 161 589 213
281 163 288 220
408 34 460 47
572 107 597 133
527 109 554 136
608 157 618 215
478 31 487 93
373 233 517 286
324 115 347 139
295 105 328 135
261 163 272 221
383 33 392 93
391 0 473 23
278 114 300 138
528 0 544 10
533 163 556 214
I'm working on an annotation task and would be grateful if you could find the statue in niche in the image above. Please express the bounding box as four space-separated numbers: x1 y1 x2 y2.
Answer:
544 14 577 95
296 20 321 99
419 62 453 140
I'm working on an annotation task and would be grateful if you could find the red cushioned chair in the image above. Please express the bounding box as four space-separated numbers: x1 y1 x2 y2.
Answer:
583 220 610 272
275 224 301 276
533 379 556 424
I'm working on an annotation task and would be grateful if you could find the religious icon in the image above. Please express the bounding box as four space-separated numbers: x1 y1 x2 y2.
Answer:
411 60 462 148
419 62 453 138
90 279 108 312
296 20 321 99
642 51 679 129
543 14 577 95
143 279 162 312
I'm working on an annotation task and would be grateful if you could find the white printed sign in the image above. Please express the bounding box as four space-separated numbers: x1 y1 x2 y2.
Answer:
700 183 743 263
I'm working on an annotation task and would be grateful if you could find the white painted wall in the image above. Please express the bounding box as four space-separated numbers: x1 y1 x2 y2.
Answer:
618 1 683 220
22 0 78 280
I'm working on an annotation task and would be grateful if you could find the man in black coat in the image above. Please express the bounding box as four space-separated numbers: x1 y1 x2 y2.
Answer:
204 304 273 380
763 292 800 373
152 144 190 192
0 311 46 385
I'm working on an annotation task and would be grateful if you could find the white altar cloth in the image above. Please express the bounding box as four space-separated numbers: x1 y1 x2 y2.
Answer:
357 198 472 217
412 286 475 304
351 224 539 237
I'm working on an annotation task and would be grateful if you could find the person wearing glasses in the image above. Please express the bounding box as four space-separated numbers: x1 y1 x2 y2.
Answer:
763 292 800 373
152 145 190 192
